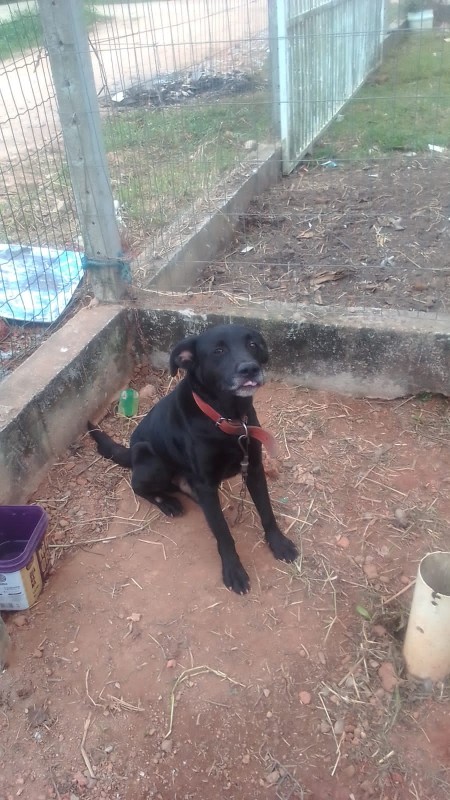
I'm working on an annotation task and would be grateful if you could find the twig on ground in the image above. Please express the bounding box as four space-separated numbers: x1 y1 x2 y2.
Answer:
85 668 102 708
49 766 61 800
382 579 416 606
106 695 144 712
80 712 95 779
137 539 167 559
165 665 245 739
318 692 343 776
49 520 163 549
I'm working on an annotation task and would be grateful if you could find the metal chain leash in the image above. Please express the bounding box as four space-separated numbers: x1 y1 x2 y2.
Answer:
234 425 249 525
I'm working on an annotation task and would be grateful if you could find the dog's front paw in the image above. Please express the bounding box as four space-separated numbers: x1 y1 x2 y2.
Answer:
222 558 250 595
267 530 299 563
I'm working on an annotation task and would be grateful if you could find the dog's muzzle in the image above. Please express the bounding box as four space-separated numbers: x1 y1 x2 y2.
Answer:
232 361 264 396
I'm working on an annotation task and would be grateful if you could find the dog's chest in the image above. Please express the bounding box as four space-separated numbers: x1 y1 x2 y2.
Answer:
194 436 246 484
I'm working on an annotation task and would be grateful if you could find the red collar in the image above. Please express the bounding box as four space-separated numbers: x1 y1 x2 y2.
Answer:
192 391 278 457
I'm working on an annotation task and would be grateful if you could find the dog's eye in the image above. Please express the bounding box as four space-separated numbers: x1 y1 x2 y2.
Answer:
248 341 257 349
214 346 224 355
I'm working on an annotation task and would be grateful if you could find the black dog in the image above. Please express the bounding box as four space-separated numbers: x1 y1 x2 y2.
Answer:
88 324 298 594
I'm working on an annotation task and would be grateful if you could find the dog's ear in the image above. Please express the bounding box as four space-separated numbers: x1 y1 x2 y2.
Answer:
252 330 269 365
169 335 198 376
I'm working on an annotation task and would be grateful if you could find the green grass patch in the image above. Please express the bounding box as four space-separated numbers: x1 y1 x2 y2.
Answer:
103 92 271 234
314 31 450 160
0 6 104 60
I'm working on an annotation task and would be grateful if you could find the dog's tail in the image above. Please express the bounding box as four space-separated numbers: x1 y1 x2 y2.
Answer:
87 421 132 469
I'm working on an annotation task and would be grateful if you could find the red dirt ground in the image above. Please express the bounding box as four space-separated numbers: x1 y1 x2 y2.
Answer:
196 156 450 315
1 368 450 800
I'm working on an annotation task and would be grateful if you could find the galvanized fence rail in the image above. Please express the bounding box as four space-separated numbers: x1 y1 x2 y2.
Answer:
273 0 384 173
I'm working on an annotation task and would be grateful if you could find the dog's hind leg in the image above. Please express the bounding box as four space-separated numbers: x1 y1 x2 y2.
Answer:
130 443 184 517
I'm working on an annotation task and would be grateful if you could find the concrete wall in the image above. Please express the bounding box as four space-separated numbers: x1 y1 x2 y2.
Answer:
140 145 281 290
1 301 449 504
0 305 134 504
138 303 450 399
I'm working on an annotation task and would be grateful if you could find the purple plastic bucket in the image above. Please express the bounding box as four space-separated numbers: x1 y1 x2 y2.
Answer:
0 506 50 610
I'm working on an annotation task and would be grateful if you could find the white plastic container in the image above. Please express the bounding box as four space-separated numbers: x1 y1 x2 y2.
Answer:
403 552 450 681
407 10 434 30
0 506 50 611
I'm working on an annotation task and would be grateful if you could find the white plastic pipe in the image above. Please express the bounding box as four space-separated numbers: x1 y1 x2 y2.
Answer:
403 552 450 682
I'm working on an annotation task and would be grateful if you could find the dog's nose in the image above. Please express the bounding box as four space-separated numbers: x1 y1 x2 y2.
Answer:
237 361 260 379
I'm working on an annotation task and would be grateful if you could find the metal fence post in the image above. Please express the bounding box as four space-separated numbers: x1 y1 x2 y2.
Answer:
268 0 281 139
37 0 129 302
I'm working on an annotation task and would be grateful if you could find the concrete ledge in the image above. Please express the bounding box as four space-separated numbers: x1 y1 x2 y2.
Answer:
144 144 281 290
0 305 133 504
138 302 450 399
1 298 449 504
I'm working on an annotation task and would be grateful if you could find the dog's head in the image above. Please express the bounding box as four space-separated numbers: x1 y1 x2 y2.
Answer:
169 324 269 397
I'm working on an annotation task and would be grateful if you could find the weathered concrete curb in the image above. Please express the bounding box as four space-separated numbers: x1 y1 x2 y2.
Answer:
138 302 450 399
144 144 281 290
1 299 449 504
0 305 133 504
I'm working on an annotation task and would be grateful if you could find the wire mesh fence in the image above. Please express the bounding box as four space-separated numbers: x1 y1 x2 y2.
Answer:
90 0 273 276
1 0 450 379
197 0 450 318
0 0 85 376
